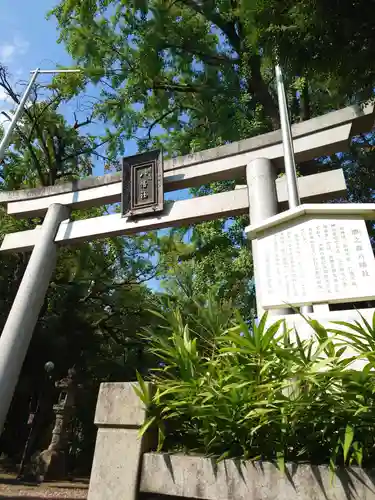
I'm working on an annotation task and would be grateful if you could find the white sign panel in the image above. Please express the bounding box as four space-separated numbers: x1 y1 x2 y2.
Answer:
257 218 375 309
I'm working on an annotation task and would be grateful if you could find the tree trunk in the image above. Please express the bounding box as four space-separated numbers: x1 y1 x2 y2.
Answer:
246 54 280 130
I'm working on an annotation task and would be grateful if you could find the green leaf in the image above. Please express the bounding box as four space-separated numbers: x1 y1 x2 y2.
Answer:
357 311 373 336
135 370 151 405
217 450 231 462
157 423 166 451
138 416 156 437
343 424 354 463
352 442 363 467
262 319 286 350
276 452 285 474
335 346 347 359
331 321 367 336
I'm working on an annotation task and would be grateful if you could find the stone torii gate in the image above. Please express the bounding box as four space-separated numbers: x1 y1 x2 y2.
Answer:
0 104 374 434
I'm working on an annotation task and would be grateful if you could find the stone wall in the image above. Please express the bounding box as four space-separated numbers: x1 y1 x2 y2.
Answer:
140 453 375 500
88 382 375 500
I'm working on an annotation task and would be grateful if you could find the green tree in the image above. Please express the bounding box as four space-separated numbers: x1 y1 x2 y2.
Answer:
0 65 109 188
157 215 254 319
50 0 375 155
49 0 375 320
0 69 161 470
51 0 279 156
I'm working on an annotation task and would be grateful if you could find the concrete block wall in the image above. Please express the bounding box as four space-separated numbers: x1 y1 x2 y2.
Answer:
88 382 375 500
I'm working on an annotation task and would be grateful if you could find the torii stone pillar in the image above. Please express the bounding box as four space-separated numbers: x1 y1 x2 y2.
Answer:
246 158 290 316
0 204 70 435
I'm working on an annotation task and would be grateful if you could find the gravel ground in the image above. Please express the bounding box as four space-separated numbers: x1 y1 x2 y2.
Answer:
0 475 88 499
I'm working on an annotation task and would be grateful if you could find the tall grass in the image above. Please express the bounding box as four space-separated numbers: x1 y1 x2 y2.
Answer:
135 302 375 471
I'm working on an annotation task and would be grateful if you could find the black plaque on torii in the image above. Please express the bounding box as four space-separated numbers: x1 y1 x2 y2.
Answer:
121 149 164 217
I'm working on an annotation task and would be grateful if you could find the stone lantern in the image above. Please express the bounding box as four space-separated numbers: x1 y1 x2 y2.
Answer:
37 367 80 481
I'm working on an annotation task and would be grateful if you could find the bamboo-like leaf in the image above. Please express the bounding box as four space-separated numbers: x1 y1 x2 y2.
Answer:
157 423 166 451
147 309 168 320
220 347 256 355
132 384 146 405
223 332 255 348
329 329 368 352
138 299 375 469
157 385 190 398
335 346 347 359
255 311 269 349
352 442 363 467
276 452 285 474
133 372 151 405
354 406 370 417
356 311 373 336
329 441 340 481
343 424 354 463
260 359 277 375
217 450 231 462
262 319 285 350
331 321 368 336
249 424 266 435
234 310 252 340
311 339 336 362
310 320 335 358
138 416 156 437
244 408 275 419
295 330 308 363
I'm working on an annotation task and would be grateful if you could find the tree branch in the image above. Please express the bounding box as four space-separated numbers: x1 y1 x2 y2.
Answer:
73 112 94 129
300 78 311 121
61 138 110 162
23 106 55 176
165 43 238 66
153 81 209 94
1 111 46 185
178 0 241 52
169 5 279 128
27 95 61 141
247 55 280 129
147 106 180 138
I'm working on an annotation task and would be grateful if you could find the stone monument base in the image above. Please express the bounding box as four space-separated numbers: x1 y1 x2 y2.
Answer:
35 449 66 482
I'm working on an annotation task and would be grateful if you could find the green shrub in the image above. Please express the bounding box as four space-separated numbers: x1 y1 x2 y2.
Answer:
135 304 375 471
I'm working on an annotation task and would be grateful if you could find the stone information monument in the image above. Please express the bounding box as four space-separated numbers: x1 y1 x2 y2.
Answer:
247 204 375 311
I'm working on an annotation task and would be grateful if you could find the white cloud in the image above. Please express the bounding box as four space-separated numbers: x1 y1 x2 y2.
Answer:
0 87 11 103
0 44 16 62
0 36 29 64
0 35 29 135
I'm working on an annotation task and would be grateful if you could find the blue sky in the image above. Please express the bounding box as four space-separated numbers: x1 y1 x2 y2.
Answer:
0 1 72 108
0 1 70 70
0 0 141 177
